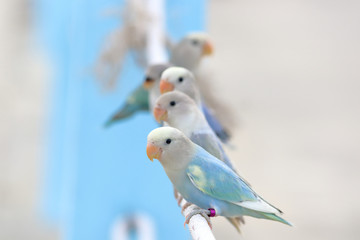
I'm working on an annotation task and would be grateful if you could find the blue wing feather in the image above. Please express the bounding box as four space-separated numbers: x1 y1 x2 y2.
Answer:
201 103 230 143
186 146 257 203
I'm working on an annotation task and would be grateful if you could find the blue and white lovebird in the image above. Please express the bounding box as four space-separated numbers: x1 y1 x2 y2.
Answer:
159 67 231 143
146 127 292 227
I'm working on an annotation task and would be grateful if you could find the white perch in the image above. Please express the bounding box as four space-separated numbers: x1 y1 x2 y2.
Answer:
146 0 167 64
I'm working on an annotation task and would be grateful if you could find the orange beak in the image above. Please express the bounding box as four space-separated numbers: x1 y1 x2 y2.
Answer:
143 80 154 89
202 41 214 56
146 142 162 161
153 106 168 123
159 79 174 94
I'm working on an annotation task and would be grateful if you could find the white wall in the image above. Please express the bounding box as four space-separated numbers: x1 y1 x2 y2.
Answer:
207 1 360 239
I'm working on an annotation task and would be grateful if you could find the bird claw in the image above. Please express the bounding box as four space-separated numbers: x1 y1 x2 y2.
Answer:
173 189 179 199
177 195 183 206
184 208 213 229
173 188 184 206
181 202 192 214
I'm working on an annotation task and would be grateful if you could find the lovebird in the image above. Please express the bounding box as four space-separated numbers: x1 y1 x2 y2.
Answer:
153 91 234 170
154 91 246 232
105 33 213 126
159 67 231 142
170 32 213 72
146 127 292 227
171 33 235 134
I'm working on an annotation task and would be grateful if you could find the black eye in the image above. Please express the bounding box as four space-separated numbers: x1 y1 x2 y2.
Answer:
178 77 183 83
170 101 176 106
145 76 153 82
192 40 199 45
166 139 172 144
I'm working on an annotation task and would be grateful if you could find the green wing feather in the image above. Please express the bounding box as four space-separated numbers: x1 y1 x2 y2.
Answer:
104 86 149 127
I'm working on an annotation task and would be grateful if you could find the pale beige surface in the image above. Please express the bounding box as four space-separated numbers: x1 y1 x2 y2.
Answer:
1 0 360 239
0 0 58 239
207 0 360 239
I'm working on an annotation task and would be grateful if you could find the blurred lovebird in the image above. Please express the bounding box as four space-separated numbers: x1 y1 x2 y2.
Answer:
105 33 213 127
159 67 231 142
170 32 213 72
146 127 292 227
153 91 244 232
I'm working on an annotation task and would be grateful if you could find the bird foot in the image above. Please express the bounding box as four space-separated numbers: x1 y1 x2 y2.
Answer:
173 189 179 199
184 208 215 229
181 202 192 214
177 195 183 206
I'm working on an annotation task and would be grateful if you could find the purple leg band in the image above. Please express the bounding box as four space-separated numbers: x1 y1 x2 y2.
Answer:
208 208 216 217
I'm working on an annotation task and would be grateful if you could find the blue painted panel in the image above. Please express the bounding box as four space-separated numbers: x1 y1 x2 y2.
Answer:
37 0 206 239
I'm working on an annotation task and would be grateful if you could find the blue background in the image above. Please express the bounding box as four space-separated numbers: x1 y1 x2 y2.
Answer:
37 0 206 239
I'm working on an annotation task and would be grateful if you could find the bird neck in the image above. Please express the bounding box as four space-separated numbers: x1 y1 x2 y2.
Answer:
172 110 209 137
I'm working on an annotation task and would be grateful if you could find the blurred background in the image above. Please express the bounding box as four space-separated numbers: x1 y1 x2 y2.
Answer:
1 0 360 239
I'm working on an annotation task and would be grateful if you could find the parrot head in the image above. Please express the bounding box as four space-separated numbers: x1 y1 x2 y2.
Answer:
143 64 172 89
153 91 202 133
159 67 198 101
182 32 214 57
170 32 214 71
146 127 194 169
